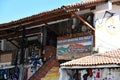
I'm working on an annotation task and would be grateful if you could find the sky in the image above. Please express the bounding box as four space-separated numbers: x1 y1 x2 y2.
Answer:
0 0 82 24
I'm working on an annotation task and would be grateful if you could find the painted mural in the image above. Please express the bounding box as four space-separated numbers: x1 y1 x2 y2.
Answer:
95 11 120 35
57 36 93 56
95 11 120 52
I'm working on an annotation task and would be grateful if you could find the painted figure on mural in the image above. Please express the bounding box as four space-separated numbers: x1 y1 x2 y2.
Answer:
95 11 120 36
105 16 120 35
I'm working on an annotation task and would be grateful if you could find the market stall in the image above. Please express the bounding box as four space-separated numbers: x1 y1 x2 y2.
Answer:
0 66 19 80
60 49 120 80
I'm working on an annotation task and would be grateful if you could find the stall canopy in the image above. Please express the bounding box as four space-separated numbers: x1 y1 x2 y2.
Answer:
0 0 119 42
0 0 108 40
0 0 119 40
61 49 120 69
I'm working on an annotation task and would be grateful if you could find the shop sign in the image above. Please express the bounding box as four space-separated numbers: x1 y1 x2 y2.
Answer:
57 36 93 56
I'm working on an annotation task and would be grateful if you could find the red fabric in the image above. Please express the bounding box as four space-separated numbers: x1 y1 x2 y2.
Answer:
96 69 100 78
88 69 93 76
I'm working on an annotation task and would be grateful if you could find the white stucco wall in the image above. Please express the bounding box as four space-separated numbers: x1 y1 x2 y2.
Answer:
94 5 120 53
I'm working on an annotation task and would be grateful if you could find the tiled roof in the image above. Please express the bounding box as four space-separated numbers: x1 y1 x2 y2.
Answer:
0 0 107 29
61 49 120 66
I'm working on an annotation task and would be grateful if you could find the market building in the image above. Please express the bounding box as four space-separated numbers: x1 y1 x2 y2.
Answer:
59 0 120 80
60 49 120 80
0 0 120 80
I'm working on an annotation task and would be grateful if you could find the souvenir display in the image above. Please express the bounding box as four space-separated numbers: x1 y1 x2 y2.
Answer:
0 67 19 80
79 68 120 80
29 48 42 72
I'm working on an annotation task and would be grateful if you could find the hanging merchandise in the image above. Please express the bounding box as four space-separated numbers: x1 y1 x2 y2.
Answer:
13 67 19 80
88 69 93 77
9 68 15 79
87 69 94 80
3 69 9 80
29 48 41 72
0 67 19 80
0 70 4 80
96 69 100 78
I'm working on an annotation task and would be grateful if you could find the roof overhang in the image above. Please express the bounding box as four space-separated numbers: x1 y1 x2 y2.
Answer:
0 0 108 29
60 49 120 69
0 0 108 40
61 64 120 69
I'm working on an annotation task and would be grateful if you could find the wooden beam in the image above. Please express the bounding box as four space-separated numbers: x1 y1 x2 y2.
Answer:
0 27 41 40
44 23 59 35
7 39 19 48
71 12 95 31
0 32 15 40
0 9 63 30
0 12 69 31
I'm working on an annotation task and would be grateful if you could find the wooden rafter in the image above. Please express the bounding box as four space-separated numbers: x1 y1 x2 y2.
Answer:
0 0 107 30
44 23 59 35
71 12 95 31
0 26 41 40
0 12 70 31
61 5 96 31
0 0 108 40
7 39 19 48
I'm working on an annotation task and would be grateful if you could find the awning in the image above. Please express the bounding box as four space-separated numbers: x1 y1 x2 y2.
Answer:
61 49 120 69
0 0 108 39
